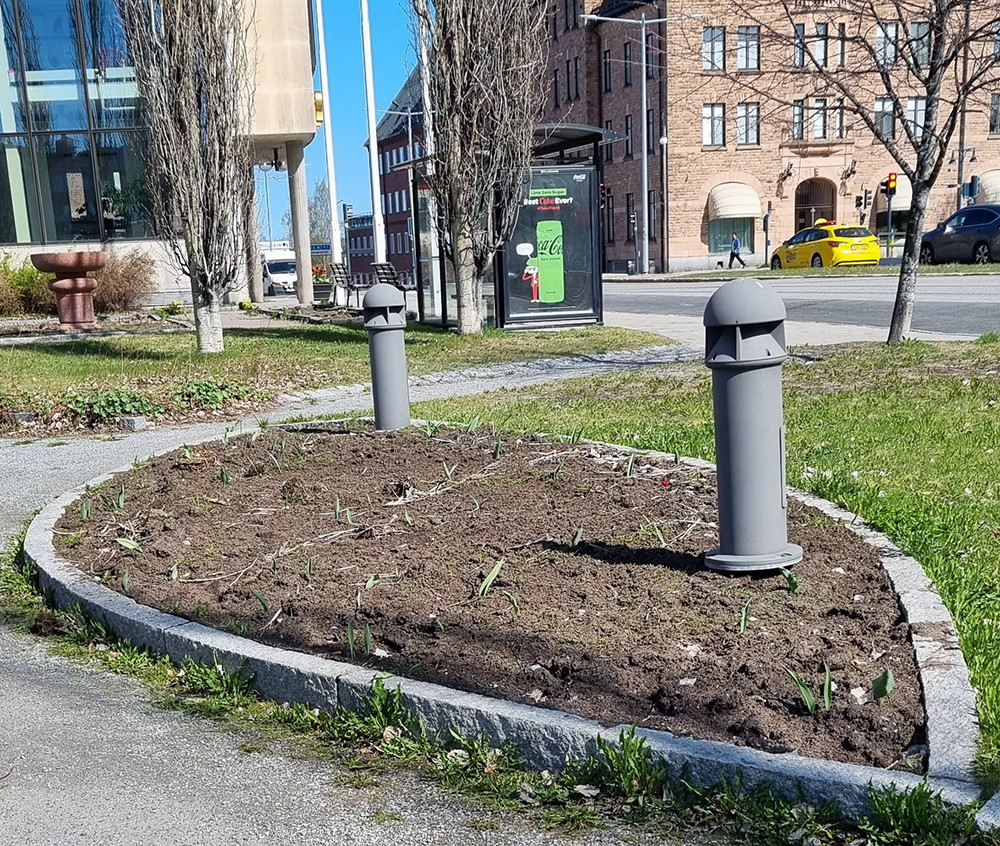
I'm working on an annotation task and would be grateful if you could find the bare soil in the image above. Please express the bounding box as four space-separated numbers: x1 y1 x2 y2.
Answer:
55 424 925 769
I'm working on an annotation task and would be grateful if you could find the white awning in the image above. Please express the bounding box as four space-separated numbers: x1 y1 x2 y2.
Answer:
975 170 1000 205
708 182 761 220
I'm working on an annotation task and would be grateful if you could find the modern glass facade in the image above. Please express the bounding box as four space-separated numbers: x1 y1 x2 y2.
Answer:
0 0 150 245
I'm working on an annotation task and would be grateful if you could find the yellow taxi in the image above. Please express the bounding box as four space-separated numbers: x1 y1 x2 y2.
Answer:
769 220 880 269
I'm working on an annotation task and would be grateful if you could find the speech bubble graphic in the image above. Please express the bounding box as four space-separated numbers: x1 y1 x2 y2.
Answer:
515 243 535 257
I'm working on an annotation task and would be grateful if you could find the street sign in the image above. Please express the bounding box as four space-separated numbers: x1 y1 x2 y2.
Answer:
310 243 332 255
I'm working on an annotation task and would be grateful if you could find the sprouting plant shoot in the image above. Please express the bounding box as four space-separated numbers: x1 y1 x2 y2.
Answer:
251 588 270 616
334 498 341 519
739 599 750 634
571 527 584 549
784 666 816 715
219 466 230 487
80 500 92 521
625 453 636 478
116 537 142 553
403 509 412 525
778 567 800 595
651 523 666 547
823 662 833 711
116 484 126 510
121 570 129 592
443 462 456 481
503 592 520 615
493 441 502 460
872 668 895 702
182 446 194 460
466 415 481 434
478 559 504 598
552 459 567 479
346 620 356 660
364 623 373 655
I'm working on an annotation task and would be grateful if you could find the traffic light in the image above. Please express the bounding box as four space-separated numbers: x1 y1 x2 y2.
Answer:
314 91 324 127
599 183 606 208
628 212 637 231
855 195 863 210
864 188 873 208
886 172 897 198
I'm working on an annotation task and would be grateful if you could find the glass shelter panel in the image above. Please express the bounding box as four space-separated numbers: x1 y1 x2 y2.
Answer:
80 0 141 129
0 0 28 132
96 130 150 238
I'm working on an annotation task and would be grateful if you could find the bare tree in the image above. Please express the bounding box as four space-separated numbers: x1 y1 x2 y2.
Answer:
701 0 999 342
412 0 548 334
119 0 256 353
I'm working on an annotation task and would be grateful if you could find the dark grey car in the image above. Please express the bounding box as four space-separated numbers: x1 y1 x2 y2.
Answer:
920 204 1000 265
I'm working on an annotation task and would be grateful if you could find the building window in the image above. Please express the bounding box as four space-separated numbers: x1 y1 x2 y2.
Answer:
646 32 657 78
625 113 634 156
737 102 759 145
646 108 655 153
794 23 805 67
709 218 753 255
875 97 895 139
626 193 635 241
603 49 612 91
565 59 572 100
991 94 1000 135
737 26 759 70
563 0 571 31
838 23 846 67
994 22 1000 58
553 68 560 108
604 120 614 162
647 190 657 238
835 99 845 138
573 56 581 99
876 22 898 67
792 100 804 140
910 22 930 67
703 27 725 70
702 103 725 146
815 23 828 67
624 42 633 86
813 98 827 139
906 96 926 140
606 194 615 242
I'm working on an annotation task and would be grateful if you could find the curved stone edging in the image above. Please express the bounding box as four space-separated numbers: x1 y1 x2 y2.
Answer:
22 423 983 822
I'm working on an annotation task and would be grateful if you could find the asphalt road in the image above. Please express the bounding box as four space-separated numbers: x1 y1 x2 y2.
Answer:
604 273 1000 337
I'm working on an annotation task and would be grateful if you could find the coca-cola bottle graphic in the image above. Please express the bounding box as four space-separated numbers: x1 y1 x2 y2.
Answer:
535 220 565 303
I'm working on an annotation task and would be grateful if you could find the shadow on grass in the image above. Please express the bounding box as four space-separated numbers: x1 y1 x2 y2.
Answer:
11 340 175 361
225 322 454 347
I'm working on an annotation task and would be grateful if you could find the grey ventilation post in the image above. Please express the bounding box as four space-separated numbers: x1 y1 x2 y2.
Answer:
363 284 410 430
703 278 803 573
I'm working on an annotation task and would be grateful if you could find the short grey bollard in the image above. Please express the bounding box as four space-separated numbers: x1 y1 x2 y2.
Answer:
363 284 410 430
703 278 802 573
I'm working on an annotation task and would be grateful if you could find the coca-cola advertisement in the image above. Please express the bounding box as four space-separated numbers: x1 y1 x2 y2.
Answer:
499 165 601 326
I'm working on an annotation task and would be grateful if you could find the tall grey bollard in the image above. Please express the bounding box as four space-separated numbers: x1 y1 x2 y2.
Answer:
363 284 410 430
703 278 802 573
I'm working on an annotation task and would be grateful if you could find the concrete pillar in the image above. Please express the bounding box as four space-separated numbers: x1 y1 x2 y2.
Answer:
287 140 313 305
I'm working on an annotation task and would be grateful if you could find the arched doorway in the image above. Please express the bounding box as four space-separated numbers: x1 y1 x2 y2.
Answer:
795 179 837 231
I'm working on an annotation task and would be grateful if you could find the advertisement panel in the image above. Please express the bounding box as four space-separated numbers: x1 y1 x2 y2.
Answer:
500 166 601 326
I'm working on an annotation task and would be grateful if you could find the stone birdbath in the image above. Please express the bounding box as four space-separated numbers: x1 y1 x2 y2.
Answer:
31 251 106 332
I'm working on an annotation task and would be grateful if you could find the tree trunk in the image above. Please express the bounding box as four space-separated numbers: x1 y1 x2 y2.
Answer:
192 276 225 353
453 220 482 334
887 181 931 344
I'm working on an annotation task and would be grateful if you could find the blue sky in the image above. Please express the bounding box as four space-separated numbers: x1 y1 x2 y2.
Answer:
256 1 414 244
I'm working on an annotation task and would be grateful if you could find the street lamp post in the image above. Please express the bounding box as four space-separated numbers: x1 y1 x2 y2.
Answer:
581 11 702 275
360 0 387 264
315 0 342 264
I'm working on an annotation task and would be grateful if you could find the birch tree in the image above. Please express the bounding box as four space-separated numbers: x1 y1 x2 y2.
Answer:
699 0 1000 342
411 0 548 334
119 0 256 353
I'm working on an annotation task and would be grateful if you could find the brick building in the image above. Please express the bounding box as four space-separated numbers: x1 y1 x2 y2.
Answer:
544 0 1000 271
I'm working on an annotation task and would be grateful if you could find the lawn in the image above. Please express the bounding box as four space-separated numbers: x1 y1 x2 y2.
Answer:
0 320 663 424
413 337 1000 788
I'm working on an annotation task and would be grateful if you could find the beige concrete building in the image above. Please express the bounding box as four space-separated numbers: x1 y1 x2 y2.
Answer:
543 0 1000 271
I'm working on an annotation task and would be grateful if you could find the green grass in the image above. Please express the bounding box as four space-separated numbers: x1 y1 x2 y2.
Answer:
667 261 986 280
414 339 1000 788
0 322 662 425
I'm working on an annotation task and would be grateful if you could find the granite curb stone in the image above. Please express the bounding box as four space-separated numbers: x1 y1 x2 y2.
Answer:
21 424 984 823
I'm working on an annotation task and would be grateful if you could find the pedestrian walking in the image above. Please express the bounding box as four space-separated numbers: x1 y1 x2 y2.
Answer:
729 232 746 269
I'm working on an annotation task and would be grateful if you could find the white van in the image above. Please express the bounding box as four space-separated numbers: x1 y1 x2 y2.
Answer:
262 249 298 296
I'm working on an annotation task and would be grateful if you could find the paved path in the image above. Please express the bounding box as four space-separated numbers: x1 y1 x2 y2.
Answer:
1 344 715 846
